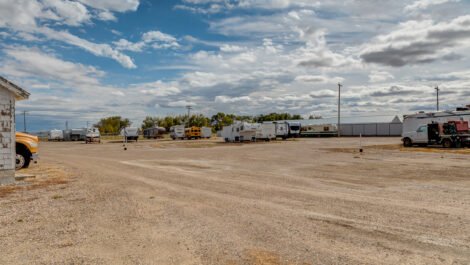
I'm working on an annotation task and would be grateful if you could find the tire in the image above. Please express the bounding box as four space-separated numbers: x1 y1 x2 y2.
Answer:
403 138 412 147
15 146 31 170
442 139 453 148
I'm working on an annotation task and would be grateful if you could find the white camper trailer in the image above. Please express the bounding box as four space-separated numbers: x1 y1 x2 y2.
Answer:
256 123 276 141
170 125 185 140
301 124 338 137
48 129 64 141
121 127 139 141
287 121 301 137
222 122 257 142
402 110 470 137
85 127 101 143
273 122 289 139
201 127 212 139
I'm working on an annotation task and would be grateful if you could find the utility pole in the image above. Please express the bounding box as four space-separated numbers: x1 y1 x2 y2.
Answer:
186 105 193 126
337 83 342 137
435 86 440 111
86 121 90 128
22 111 28 133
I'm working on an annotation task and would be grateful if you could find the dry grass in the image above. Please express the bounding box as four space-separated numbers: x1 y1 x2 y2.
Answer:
0 164 69 198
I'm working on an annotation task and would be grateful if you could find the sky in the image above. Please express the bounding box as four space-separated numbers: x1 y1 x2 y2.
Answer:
1 0 470 132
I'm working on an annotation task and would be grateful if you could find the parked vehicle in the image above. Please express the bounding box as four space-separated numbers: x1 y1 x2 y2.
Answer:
271 121 289 140
170 125 185 140
143 126 166 139
120 127 139 142
402 121 470 148
201 127 212 139
403 109 470 134
221 122 257 142
300 124 337 137
256 123 276 141
16 132 39 170
287 121 301 138
71 128 86 141
48 129 64 141
185 126 201 139
85 127 101 144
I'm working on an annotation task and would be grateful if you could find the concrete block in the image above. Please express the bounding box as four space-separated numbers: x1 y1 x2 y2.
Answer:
0 170 15 185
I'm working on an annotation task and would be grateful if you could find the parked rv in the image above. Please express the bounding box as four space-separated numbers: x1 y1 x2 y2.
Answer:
256 123 276 141
121 127 139 142
402 121 470 148
170 125 185 140
48 129 64 141
185 126 202 139
403 110 470 134
287 121 301 138
271 121 289 140
143 126 166 139
221 122 257 142
301 124 337 137
71 128 86 141
85 127 101 143
201 127 212 139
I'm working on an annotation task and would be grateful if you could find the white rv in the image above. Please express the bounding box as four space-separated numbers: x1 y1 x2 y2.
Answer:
402 110 470 136
273 122 289 139
222 122 257 142
120 127 139 141
287 121 301 137
170 125 185 140
85 127 101 143
201 127 212 139
48 129 64 141
256 123 276 141
300 124 337 137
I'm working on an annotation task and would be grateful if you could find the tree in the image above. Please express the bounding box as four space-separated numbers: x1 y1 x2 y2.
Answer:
94 116 130 134
142 116 159 130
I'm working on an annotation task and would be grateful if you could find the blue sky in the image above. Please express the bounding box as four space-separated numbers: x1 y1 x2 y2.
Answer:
1 0 470 132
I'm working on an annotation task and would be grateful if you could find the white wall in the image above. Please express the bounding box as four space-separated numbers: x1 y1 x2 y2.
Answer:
0 88 15 183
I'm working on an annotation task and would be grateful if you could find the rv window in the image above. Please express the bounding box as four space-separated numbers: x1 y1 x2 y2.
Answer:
417 126 427 132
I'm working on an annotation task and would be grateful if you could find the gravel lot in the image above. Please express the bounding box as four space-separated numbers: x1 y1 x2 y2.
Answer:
1 137 469 264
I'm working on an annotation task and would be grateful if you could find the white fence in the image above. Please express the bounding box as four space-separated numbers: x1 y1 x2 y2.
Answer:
340 123 402 136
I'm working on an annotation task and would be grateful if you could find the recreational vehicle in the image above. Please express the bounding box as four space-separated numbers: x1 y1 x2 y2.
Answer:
222 122 257 142
48 129 64 141
273 122 289 140
170 125 185 140
143 126 166 139
201 127 212 139
121 127 139 142
85 127 101 143
256 123 276 141
71 128 86 141
402 110 470 136
300 124 337 137
287 122 301 137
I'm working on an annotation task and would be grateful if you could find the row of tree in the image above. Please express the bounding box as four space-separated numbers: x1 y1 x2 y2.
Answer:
94 112 304 134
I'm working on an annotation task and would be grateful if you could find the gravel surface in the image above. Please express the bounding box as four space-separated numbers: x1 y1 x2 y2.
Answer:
1 137 469 264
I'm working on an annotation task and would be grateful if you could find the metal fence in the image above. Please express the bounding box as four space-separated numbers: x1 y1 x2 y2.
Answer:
340 123 402 136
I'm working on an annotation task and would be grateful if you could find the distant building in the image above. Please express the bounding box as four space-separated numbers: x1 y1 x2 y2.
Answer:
0 76 30 184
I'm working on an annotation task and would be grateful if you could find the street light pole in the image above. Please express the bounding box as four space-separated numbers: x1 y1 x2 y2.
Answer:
337 83 342 137
435 86 440 111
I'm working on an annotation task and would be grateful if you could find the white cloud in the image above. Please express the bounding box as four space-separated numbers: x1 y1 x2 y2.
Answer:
369 70 395 83
405 0 460 12
77 0 140 12
114 30 180 52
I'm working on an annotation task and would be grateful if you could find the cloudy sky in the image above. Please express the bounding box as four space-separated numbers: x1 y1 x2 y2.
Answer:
1 0 470 131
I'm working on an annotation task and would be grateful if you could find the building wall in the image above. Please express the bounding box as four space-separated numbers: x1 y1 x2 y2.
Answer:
0 88 15 184
340 123 403 137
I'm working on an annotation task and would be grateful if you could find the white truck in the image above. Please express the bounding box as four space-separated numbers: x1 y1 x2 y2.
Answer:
120 127 139 142
201 127 212 139
48 129 64 141
170 125 185 140
402 121 470 148
85 127 101 143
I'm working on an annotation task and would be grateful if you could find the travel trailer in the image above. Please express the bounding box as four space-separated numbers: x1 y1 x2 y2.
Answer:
121 127 139 142
301 124 338 137
170 125 185 140
143 126 166 139
201 127 212 139
287 121 301 137
256 123 276 141
222 122 257 142
85 127 101 143
48 129 64 141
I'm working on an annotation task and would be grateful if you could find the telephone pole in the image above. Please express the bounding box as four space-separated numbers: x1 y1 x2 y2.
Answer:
435 86 440 111
337 83 342 137
22 111 29 133
186 105 193 126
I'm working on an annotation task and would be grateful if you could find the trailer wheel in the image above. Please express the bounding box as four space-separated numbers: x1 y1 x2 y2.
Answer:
442 139 453 148
403 138 412 147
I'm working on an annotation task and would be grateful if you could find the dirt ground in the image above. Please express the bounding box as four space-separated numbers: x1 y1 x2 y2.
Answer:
1 137 469 265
